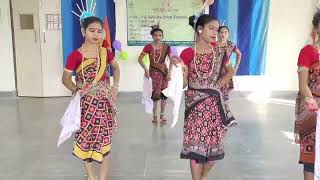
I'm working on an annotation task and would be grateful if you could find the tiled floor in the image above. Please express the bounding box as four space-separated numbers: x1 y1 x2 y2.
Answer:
0 92 303 179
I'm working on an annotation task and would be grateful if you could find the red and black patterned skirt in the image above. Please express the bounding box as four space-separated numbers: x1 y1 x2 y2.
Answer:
73 93 116 163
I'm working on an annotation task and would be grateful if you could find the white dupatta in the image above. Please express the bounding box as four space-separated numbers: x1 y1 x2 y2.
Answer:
162 64 184 128
142 76 153 114
57 92 81 147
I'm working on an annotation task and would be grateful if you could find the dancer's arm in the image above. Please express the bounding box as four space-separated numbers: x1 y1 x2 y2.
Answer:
298 68 313 100
62 70 78 94
297 46 318 110
216 63 235 88
298 68 318 111
180 48 192 88
138 53 150 78
234 48 242 72
62 51 81 94
111 60 120 87
166 59 173 81
110 60 120 102
138 53 148 72
182 65 189 88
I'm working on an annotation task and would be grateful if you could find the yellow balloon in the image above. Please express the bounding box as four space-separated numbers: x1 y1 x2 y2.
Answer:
120 51 129 61
143 55 150 64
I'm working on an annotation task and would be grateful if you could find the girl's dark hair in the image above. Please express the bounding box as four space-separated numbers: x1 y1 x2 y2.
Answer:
81 16 103 30
150 28 163 35
218 26 229 33
189 14 218 31
313 11 320 28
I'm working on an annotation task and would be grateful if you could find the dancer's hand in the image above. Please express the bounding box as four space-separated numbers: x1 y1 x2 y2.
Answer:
169 54 180 67
172 56 184 66
167 73 171 81
144 71 150 79
110 86 118 103
71 86 78 95
160 65 168 74
305 97 318 112
79 83 89 97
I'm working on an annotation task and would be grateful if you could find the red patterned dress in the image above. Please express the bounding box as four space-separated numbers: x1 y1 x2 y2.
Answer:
179 44 235 163
65 47 117 163
217 41 239 100
142 43 171 101
295 45 320 168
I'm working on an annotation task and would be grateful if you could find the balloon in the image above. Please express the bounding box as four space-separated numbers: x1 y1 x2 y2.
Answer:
120 51 129 60
112 40 122 51
170 46 179 57
143 55 150 64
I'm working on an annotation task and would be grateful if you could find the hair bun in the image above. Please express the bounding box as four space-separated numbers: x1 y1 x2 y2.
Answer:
313 10 320 27
189 15 196 28
151 22 160 30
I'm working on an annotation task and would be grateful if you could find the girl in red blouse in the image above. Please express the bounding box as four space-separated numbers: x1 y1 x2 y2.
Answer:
138 24 174 124
217 26 241 116
218 26 242 72
62 16 120 180
295 11 320 180
178 14 235 180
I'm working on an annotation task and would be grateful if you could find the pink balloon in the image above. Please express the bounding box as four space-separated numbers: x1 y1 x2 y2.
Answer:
112 40 122 51
170 46 179 57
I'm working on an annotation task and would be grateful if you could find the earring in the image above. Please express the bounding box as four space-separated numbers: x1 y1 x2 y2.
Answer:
198 30 203 34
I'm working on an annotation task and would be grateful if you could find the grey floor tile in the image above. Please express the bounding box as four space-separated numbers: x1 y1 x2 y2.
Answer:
0 92 303 179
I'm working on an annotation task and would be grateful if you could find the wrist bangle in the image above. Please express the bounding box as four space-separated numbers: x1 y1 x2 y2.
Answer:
112 84 119 88
305 96 312 102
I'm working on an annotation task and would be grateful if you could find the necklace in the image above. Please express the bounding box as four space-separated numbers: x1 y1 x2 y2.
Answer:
81 44 100 85
152 43 163 63
193 43 215 79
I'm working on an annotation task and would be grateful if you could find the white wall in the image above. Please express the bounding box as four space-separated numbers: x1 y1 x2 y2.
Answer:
115 0 144 92
0 0 16 92
265 0 318 91
115 0 319 92
0 0 318 94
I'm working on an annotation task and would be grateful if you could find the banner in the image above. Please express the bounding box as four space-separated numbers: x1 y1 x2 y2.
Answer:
126 0 202 46
210 0 270 75
61 0 116 66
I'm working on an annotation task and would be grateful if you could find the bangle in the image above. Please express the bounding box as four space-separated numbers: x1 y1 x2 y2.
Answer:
304 96 312 102
112 83 119 88
72 86 78 92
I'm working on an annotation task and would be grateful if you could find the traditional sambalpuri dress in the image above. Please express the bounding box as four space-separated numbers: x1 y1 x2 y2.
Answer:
65 47 117 163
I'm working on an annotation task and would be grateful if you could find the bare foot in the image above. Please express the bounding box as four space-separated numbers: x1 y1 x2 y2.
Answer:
87 177 95 180
152 115 158 123
160 115 167 124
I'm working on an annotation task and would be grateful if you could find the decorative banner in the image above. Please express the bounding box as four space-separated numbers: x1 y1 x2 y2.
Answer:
210 0 270 76
62 0 116 66
126 0 203 46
